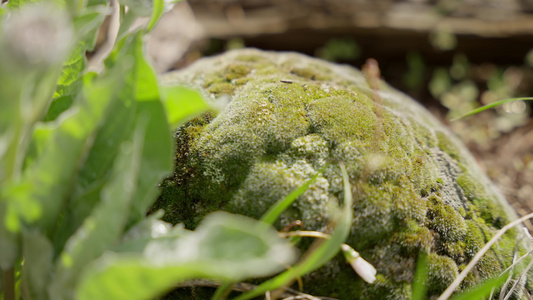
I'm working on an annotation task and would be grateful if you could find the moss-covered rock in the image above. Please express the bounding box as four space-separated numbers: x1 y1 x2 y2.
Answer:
156 49 528 299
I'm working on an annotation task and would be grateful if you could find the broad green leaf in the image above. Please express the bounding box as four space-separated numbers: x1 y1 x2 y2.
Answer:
52 95 136 251
53 45 87 101
234 164 353 300
115 211 184 253
49 118 147 300
48 6 108 121
76 212 296 300
261 172 320 225
6 69 122 234
160 86 209 128
20 230 53 300
124 31 173 224
72 6 109 51
127 101 173 225
44 96 75 122
53 31 171 250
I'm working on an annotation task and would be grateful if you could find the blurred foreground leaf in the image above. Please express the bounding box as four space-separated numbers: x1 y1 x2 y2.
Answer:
76 212 296 300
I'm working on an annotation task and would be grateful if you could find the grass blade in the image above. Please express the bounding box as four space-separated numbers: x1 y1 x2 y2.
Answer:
449 274 508 300
450 97 533 121
260 172 320 225
412 252 429 300
233 164 352 300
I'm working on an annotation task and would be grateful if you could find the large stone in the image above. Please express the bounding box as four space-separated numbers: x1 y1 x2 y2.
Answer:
156 49 528 299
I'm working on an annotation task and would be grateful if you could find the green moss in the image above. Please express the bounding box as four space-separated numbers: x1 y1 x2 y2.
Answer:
223 64 251 81
158 49 525 299
395 221 434 254
457 174 510 229
426 195 466 242
436 131 464 165
427 253 458 294
290 66 331 81
235 54 272 63
206 82 235 96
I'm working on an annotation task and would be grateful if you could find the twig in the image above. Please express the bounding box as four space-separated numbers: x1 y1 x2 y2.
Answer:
437 212 533 300
175 279 338 300
279 231 330 240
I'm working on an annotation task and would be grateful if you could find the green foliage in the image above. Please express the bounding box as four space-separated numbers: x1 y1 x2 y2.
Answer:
0 1 299 300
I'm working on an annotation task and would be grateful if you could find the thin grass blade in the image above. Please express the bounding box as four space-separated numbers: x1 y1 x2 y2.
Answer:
451 98 533 121
260 172 320 225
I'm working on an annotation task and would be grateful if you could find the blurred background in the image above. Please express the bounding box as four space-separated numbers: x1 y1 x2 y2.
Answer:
102 0 533 229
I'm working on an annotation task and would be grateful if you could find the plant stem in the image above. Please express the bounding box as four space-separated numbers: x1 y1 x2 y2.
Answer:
3 267 15 300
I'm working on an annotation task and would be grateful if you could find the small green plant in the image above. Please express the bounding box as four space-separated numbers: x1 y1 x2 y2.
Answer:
0 1 311 299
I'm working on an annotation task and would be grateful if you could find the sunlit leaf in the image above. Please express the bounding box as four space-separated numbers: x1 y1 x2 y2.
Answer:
76 212 297 300
49 115 147 300
11 69 122 235
160 86 209 128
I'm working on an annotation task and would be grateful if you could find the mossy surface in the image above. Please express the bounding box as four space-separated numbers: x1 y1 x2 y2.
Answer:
157 49 528 299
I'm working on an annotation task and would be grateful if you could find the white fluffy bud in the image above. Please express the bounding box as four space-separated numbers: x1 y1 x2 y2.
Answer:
1 3 73 69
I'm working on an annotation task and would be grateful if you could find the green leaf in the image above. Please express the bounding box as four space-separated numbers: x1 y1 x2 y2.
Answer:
44 96 75 122
160 86 209 128
411 252 429 300
20 230 53 300
49 117 148 300
52 46 86 102
6 0 40 9
127 101 173 225
72 6 109 51
53 31 171 251
450 97 533 121
52 95 136 251
261 172 320 225
115 211 184 254
146 0 164 32
76 212 296 300
234 164 353 300
449 273 508 300
7 69 122 234
126 32 173 224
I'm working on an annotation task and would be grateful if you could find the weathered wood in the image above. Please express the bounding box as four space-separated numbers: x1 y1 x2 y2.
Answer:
187 0 533 38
